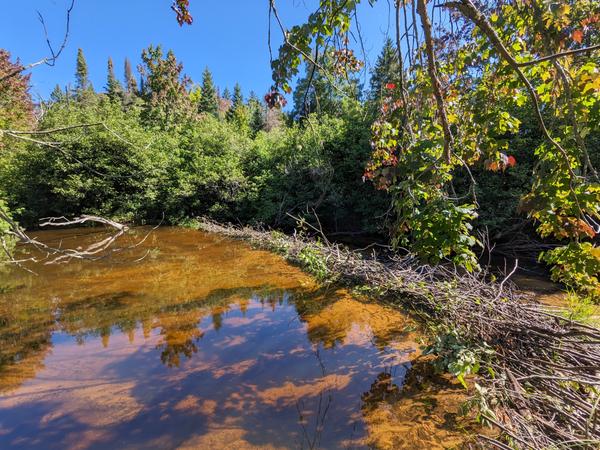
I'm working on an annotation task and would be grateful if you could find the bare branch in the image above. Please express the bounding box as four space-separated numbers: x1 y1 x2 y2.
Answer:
0 0 75 84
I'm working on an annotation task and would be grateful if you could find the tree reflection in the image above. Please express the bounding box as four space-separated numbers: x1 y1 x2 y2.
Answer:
361 372 401 413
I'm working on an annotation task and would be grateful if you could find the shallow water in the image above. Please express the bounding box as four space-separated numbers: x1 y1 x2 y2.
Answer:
0 227 475 449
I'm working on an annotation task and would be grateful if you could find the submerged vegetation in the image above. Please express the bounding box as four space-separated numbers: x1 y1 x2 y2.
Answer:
0 0 599 447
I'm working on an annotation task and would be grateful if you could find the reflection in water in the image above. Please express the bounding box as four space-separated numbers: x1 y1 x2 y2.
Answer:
0 228 478 449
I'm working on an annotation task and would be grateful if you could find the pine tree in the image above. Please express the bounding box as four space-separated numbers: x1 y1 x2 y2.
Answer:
226 83 243 121
221 87 231 101
197 67 218 116
75 48 91 92
50 84 64 102
249 93 266 136
291 59 356 119
368 38 400 103
106 57 123 100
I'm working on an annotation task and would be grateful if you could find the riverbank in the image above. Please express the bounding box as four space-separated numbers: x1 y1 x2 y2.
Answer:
195 219 600 449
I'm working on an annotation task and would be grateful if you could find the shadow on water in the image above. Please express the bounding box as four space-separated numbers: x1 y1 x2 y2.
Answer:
0 227 480 449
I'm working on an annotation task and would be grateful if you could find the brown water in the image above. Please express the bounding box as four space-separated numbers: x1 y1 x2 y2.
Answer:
0 228 476 449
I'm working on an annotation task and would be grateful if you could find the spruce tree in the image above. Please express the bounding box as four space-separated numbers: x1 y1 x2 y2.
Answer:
75 48 91 92
232 83 243 107
226 82 243 121
106 57 123 100
50 84 64 102
291 59 356 119
221 87 231 101
249 93 266 136
368 38 400 103
197 67 218 116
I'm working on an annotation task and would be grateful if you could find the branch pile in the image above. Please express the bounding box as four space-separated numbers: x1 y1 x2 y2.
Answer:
198 219 600 449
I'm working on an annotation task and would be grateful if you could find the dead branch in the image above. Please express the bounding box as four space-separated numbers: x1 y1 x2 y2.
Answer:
198 219 600 449
0 203 160 268
0 0 75 84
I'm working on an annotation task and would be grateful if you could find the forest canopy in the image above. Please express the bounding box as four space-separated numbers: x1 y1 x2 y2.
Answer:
0 0 599 300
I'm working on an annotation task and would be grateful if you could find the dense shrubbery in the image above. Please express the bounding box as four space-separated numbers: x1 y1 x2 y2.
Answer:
0 36 598 299
0 48 389 236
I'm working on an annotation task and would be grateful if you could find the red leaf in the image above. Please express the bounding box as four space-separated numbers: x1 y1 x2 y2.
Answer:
572 29 584 43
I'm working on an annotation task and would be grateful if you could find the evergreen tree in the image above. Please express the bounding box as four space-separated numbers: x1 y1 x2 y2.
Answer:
292 60 358 119
232 83 243 107
106 57 123 100
75 48 91 92
50 84 64 103
221 87 231 101
368 38 400 103
197 67 218 116
226 83 243 121
249 93 266 136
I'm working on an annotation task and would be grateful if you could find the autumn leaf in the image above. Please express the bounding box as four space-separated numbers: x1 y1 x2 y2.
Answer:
572 29 583 43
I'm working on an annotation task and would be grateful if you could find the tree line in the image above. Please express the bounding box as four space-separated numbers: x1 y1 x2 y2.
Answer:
0 2 598 300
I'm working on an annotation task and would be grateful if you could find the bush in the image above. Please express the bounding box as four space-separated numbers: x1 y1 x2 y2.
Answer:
540 242 600 301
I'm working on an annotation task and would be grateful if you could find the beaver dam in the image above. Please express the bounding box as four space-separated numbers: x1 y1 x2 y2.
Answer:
0 227 481 450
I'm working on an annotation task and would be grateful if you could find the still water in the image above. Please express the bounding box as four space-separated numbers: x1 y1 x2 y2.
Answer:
0 228 475 449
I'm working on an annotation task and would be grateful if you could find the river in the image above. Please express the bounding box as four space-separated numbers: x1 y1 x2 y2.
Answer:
0 227 477 449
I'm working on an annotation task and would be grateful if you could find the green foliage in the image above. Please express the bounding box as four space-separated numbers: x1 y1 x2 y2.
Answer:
394 195 481 270
540 243 600 300
2 52 387 239
425 331 495 389
0 50 34 136
226 83 243 120
0 199 16 262
292 60 359 120
123 57 139 106
138 45 194 127
248 94 266 136
368 37 400 105
242 100 389 231
297 245 329 281
105 57 123 100
197 67 218 116
75 48 91 92
561 290 598 324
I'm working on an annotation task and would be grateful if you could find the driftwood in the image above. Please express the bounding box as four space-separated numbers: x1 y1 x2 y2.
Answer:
198 219 600 449
0 208 157 269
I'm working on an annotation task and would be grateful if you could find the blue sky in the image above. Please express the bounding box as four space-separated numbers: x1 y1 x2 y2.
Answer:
1 0 396 103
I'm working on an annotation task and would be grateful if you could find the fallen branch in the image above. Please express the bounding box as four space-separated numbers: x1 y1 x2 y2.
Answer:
197 218 600 449
0 207 159 267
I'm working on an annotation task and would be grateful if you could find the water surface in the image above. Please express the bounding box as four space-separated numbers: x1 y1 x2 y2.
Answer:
0 228 475 449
